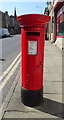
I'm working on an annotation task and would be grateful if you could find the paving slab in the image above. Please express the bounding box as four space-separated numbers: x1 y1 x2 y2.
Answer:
44 73 62 82
4 111 59 118
43 81 56 94
54 82 64 94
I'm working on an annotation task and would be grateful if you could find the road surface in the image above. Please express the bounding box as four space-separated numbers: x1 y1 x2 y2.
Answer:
0 35 21 104
2 35 20 73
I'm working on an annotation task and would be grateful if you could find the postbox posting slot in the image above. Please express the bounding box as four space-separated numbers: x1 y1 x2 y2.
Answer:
27 32 40 36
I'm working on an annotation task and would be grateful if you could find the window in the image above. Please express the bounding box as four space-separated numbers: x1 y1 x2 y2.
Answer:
56 5 64 37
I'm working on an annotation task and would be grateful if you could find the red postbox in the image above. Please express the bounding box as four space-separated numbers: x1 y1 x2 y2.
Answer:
17 14 51 106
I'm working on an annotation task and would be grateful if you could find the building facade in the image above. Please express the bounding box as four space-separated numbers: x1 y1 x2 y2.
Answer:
47 2 54 42
44 1 64 49
0 11 2 28
53 0 64 49
44 2 54 41
0 9 20 35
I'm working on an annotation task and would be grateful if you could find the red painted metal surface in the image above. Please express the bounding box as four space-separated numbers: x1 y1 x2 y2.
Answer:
17 14 51 90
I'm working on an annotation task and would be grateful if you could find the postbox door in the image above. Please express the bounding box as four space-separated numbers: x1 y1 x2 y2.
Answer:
22 27 45 90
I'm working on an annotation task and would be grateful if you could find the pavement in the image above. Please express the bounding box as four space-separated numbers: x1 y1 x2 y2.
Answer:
2 41 64 120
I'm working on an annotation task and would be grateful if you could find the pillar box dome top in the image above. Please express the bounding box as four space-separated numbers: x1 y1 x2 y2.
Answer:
17 14 51 27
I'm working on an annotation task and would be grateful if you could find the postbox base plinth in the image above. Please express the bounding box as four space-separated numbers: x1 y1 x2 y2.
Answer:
21 87 43 107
